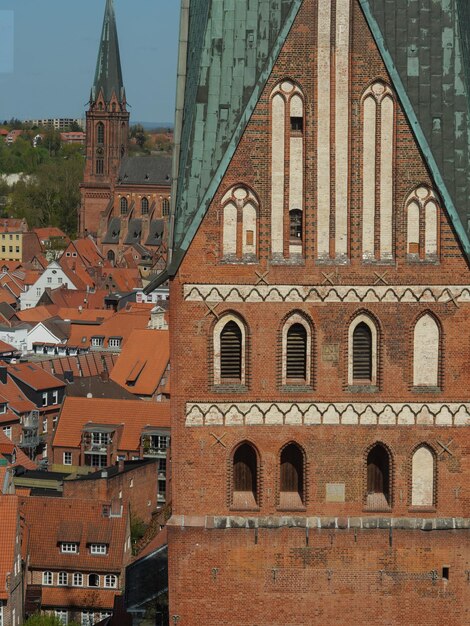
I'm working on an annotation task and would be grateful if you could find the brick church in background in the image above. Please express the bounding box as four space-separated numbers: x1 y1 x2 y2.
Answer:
79 0 171 270
146 0 470 623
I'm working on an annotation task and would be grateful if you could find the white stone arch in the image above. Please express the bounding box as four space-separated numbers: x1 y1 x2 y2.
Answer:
348 313 378 385
405 186 439 260
270 80 305 258
413 313 440 387
361 81 395 261
213 314 247 386
411 445 435 507
281 313 312 386
221 186 259 259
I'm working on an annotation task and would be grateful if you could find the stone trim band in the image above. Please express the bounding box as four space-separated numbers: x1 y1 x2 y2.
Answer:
184 284 470 304
185 402 470 427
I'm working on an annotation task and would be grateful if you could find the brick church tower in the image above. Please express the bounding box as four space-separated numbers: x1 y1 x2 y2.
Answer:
79 0 129 237
147 1 470 623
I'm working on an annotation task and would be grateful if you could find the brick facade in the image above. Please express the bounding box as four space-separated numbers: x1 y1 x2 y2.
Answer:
168 1 470 623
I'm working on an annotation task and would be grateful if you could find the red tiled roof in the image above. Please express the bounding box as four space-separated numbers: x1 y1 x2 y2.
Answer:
20 496 128 572
8 362 65 391
67 309 151 349
56 308 114 323
0 340 16 353
53 397 170 451
0 375 35 414
100 268 142 291
0 286 18 306
110 330 169 396
17 305 59 322
0 495 19 599
40 586 118 610
0 430 36 470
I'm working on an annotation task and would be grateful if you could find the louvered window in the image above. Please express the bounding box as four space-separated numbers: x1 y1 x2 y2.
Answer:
286 323 307 380
353 322 372 381
220 321 242 381
97 122 104 145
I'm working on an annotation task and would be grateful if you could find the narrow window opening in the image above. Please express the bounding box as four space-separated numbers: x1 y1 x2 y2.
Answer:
96 159 104 175
97 122 104 145
279 444 304 509
141 197 149 215
353 322 372 381
120 197 128 216
442 567 449 581
232 443 257 509
366 445 390 509
286 323 307 381
220 321 242 382
290 116 303 132
289 209 302 242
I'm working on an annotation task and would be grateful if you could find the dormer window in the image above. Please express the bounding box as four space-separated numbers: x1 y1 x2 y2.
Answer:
0 403 7 414
91 336 104 348
91 432 110 446
60 542 78 553
90 543 108 555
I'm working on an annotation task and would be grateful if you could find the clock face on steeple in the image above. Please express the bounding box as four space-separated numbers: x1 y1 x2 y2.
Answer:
96 147 104 156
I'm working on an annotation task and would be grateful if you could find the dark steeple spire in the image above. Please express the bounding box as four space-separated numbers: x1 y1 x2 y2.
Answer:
91 0 125 104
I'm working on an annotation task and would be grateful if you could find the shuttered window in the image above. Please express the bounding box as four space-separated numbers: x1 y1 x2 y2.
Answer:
353 322 372 380
233 444 257 497
286 324 307 379
280 444 304 499
220 321 242 380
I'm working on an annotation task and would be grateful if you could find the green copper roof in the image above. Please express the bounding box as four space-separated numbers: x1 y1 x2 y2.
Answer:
167 0 303 271
91 0 125 104
360 0 470 255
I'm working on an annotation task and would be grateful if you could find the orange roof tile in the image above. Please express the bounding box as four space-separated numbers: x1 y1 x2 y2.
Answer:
0 430 36 469
0 286 17 306
0 340 16 353
20 495 128 572
33 227 68 241
53 397 170 451
56 308 114 323
8 362 65 391
100 268 141 291
67 309 151 349
45 286 109 309
17 305 59 322
0 495 19 599
41 586 118 610
110 330 169 396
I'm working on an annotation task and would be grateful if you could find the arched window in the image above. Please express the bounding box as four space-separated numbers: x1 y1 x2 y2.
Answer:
361 82 395 261
270 81 305 259
162 198 170 216
221 186 258 259
214 315 246 386
220 321 242 381
366 444 391 508
107 249 115 265
88 573 99 587
413 314 440 387
353 322 372 381
120 197 128 215
104 574 117 588
97 122 104 145
411 445 435 507
286 324 307 380
232 443 258 508
279 443 304 508
141 197 149 215
406 186 439 260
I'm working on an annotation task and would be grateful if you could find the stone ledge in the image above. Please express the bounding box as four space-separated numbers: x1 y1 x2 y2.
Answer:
167 515 470 531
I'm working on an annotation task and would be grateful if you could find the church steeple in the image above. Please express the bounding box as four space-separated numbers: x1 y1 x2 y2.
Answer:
91 0 125 105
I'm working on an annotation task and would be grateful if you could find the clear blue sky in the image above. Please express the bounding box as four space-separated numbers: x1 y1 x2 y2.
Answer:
0 0 180 124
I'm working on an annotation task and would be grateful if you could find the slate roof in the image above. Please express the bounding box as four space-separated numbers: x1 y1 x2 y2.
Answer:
145 219 164 247
91 0 125 104
124 219 142 245
102 217 121 244
117 155 172 186
146 0 470 293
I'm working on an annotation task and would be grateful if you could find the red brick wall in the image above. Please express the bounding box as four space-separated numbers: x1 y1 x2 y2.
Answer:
168 0 470 622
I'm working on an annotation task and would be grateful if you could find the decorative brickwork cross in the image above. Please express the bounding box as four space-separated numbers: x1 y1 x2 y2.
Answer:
204 301 220 319
444 289 460 308
210 432 227 448
436 439 454 458
321 271 336 286
373 270 389 285
255 270 270 285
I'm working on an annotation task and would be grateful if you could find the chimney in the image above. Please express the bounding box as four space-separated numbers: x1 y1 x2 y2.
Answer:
100 369 109 383
118 458 125 473
0 366 7 385
63 370 74 383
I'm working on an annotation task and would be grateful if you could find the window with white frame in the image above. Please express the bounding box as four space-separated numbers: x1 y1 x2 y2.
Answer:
104 574 117 588
0 601 3 626
81 611 94 626
213 315 246 386
58 571 68 586
0 404 6 414
47 277 52 284
73 572 83 586
90 543 107 555
55 610 68 625
63 452 72 465
52 390 59 405
42 571 53 585
91 432 110 446
43 418 48 433
2 427 11 440
36 288 41 296
108 338 121 348
91 337 104 347
42 444 47 458
42 392 48 407
100 613 112 621
88 573 99 587
61 542 78 553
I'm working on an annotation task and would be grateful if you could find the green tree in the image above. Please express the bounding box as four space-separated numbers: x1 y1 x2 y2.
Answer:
24 614 80 626
41 129 62 157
